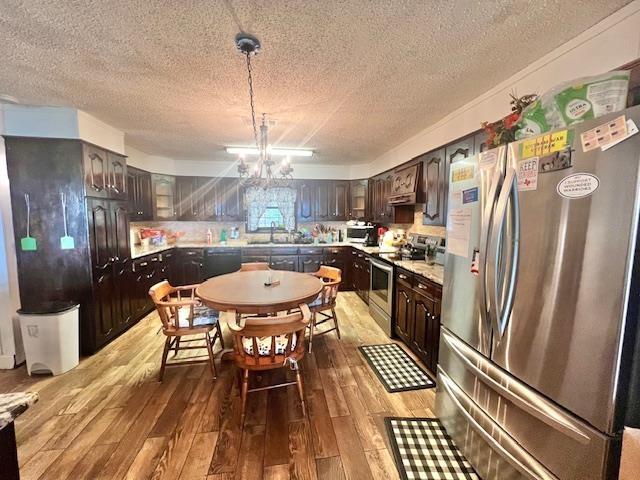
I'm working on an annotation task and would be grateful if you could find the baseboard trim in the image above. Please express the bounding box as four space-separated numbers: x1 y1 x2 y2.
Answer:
0 354 16 369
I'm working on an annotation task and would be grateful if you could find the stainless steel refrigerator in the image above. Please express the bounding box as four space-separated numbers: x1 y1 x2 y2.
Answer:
437 105 640 479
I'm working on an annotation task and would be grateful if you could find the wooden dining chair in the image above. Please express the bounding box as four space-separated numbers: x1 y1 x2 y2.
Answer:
239 262 270 272
307 265 342 352
223 304 311 426
149 280 224 381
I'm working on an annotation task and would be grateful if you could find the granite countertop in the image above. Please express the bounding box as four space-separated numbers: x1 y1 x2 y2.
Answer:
131 241 356 259
393 260 444 285
0 392 38 431
130 242 444 285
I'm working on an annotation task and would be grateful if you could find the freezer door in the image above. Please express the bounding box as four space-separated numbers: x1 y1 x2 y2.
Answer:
438 329 618 479
492 107 640 433
441 148 505 356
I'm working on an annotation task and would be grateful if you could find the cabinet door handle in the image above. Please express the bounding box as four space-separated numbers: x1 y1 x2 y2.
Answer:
352 251 357 255
399 274 408 280
139 262 148 267
417 283 427 290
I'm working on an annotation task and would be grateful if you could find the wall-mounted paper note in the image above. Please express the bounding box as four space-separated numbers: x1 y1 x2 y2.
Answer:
447 207 472 258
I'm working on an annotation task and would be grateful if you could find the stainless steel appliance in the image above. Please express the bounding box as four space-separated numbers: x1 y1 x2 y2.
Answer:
346 225 377 244
369 257 393 336
400 234 444 260
437 106 640 480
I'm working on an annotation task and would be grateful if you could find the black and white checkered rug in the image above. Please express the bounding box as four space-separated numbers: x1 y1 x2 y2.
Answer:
385 417 479 480
358 343 435 392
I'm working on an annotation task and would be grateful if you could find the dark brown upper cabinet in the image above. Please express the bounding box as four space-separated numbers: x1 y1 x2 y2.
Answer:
175 176 199 220
83 145 128 200
314 181 331 222
445 135 475 166
107 152 127 200
349 179 368 220
219 177 243 221
422 148 446 226
83 144 109 198
296 180 315 222
151 174 176 220
474 130 489 155
199 177 219 220
127 166 152 221
330 180 350 221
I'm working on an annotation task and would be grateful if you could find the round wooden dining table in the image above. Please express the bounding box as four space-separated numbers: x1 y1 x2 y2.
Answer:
196 270 323 315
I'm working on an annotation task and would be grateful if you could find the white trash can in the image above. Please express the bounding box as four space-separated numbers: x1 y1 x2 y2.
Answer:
18 304 80 375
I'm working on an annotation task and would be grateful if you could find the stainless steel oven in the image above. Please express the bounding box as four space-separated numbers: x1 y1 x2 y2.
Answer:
369 258 393 336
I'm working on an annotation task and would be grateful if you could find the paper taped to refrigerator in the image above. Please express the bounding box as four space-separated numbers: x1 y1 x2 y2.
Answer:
580 115 627 152
447 208 472 257
517 157 539 191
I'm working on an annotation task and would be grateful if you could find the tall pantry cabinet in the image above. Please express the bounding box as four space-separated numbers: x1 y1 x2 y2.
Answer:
5 136 134 354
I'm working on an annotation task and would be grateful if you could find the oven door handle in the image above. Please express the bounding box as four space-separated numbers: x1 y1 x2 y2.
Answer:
370 259 393 274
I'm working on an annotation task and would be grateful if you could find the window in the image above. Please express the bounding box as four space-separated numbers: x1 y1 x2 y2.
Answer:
257 205 285 230
246 187 296 232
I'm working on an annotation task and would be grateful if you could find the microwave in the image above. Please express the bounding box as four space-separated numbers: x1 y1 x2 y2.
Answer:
346 225 377 245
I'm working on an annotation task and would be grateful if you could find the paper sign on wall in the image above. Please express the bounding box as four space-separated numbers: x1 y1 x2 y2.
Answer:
447 208 472 258
517 157 539 191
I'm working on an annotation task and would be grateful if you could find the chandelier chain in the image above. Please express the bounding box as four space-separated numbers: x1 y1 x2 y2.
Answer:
244 52 260 151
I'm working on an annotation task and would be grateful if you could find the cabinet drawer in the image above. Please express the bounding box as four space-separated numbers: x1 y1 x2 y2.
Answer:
396 268 413 288
178 248 204 259
415 277 441 298
242 255 270 264
270 255 298 271
270 247 298 256
298 247 323 256
243 248 272 256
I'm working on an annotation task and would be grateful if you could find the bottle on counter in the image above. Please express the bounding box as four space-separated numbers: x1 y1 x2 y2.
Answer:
220 229 227 245
206 228 213 245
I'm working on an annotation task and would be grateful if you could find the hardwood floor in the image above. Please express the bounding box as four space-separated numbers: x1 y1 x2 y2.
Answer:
1 292 436 479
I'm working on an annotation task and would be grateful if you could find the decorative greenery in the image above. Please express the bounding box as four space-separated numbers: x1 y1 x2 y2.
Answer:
482 93 538 148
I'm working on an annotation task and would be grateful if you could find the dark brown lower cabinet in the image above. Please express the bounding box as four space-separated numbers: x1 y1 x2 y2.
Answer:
86 198 134 350
270 255 298 271
393 268 442 373
175 249 204 285
352 252 370 304
299 255 323 273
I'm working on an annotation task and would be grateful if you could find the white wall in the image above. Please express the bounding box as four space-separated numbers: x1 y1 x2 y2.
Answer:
126 144 367 179
2 105 125 154
77 110 125 154
0 107 24 368
369 1 640 175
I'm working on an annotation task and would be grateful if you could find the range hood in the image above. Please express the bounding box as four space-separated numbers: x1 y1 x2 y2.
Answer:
388 163 421 205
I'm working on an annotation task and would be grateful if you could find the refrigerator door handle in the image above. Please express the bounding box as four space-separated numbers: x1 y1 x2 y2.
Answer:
441 329 591 444
438 368 559 480
479 169 502 340
489 167 519 339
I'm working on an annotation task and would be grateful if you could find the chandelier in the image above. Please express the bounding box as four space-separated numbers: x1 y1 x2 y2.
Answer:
234 32 294 188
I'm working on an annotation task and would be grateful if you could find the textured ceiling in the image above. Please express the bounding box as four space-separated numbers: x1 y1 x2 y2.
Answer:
0 0 631 165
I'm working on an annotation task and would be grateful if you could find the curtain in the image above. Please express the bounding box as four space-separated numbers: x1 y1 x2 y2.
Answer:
246 187 296 231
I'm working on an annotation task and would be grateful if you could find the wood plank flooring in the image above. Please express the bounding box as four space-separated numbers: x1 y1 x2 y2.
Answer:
1 292 436 479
